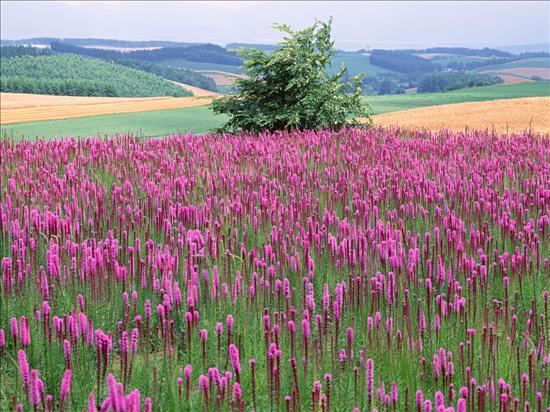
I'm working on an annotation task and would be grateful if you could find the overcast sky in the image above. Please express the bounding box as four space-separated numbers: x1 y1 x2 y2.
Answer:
1 1 549 49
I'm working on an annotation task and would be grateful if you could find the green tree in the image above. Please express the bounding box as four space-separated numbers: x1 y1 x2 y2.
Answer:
212 19 371 133
378 79 395 95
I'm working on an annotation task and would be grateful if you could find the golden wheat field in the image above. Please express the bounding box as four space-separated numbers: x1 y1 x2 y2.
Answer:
372 97 550 134
0 92 215 124
1 93 172 110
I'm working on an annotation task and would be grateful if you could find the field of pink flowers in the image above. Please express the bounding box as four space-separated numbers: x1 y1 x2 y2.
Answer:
0 127 548 411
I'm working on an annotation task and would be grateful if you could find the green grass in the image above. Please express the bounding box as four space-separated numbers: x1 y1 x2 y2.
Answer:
365 81 550 114
474 56 550 71
160 59 245 74
3 82 549 140
330 53 397 76
1 106 227 140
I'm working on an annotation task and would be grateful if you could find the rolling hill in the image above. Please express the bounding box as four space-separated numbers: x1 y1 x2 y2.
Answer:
1 54 191 97
330 52 398 76
474 57 550 84
474 57 550 72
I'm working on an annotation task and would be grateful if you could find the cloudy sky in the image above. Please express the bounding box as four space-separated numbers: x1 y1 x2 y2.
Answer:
1 1 548 49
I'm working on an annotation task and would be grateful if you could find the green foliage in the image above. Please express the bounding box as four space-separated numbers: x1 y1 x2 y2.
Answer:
0 45 52 58
212 20 370 133
418 71 503 93
377 79 405 95
0 54 190 97
0 76 119 96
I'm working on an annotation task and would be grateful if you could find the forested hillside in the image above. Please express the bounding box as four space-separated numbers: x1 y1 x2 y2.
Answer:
0 45 52 58
51 42 242 65
0 54 191 97
406 47 513 58
418 72 503 92
369 50 436 77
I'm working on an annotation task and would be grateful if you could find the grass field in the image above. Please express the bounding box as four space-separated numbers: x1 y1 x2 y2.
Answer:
160 58 245 74
474 57 550 84
474 56 550 71
480 68 550 81
365 81 550 113
330 53 397 76
420 54 488 67
3 82 549 139
1 105 227 139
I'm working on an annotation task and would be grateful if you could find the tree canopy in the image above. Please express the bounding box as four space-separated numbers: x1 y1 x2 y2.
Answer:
212 20 370 133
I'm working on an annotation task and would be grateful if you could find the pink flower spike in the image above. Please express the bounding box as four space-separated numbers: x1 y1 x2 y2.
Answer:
88 392 96 412
60 369 72 403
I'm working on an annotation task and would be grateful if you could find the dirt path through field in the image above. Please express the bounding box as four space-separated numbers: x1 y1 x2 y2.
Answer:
370 96 550 134
192 71 248 86
170 81 221 97
1 92 216 124
491 75 532 85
